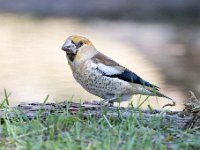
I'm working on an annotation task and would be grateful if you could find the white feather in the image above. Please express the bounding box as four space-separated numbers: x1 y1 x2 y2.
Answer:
97 63 121 75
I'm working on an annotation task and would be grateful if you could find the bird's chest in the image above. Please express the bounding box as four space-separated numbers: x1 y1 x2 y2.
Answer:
72 67 126 96
73 68 105 88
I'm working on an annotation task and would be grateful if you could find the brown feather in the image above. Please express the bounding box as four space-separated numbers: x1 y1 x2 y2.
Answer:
92 53 121 67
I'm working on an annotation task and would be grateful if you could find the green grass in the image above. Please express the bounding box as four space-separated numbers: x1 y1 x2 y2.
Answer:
1 92 200 150
0 106 200 149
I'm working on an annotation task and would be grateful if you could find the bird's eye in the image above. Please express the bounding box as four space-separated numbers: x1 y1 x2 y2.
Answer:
77 41 84 47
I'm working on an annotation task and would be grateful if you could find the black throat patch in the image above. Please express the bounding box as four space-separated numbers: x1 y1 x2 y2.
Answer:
66 53 76 62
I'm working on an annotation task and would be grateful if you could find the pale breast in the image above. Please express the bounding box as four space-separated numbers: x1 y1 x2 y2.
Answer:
72 65 132 99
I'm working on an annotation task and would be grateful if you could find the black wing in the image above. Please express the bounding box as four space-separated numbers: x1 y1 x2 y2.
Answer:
102 69 160 90
93 53 159 90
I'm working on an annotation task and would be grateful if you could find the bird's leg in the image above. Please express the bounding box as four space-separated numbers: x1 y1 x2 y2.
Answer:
101 96 119 106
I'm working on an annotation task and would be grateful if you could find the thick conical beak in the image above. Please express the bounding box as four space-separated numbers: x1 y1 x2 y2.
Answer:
61 40 72 52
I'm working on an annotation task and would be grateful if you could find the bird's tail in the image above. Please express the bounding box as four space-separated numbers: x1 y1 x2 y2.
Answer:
149 88 176 108
136 85 176 108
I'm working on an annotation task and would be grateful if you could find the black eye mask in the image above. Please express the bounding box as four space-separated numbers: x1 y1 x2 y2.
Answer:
72 41 84 48
77 41 84 47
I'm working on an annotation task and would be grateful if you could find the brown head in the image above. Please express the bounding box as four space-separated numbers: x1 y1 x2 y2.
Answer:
61 35 96 62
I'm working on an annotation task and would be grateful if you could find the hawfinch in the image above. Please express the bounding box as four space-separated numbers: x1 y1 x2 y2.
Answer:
61 35 175 107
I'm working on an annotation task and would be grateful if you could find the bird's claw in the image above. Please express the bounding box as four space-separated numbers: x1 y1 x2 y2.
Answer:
100 101 114 107
82 100 114 108
83 100 101 105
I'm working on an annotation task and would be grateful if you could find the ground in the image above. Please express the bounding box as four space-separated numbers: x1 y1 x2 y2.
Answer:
1 97 200 150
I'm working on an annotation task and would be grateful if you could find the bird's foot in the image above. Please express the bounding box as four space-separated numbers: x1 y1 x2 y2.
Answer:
100 101 114 107
100 98 116 107
83 100 101 105
108 101 114 107
82 100 114 108
82 100 102 108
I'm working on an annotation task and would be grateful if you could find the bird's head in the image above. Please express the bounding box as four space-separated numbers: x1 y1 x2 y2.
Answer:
62 35 92 54
62 35 96 62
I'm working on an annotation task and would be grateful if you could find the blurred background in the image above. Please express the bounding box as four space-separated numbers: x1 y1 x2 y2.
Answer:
0 0 200 110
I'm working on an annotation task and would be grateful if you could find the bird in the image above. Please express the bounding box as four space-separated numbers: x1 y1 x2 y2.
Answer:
61 35 175 107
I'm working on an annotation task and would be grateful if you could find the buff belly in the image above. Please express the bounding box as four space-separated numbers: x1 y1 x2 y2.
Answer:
73 69 133 100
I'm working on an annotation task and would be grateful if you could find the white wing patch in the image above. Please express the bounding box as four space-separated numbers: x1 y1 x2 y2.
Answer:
97 63 122 75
